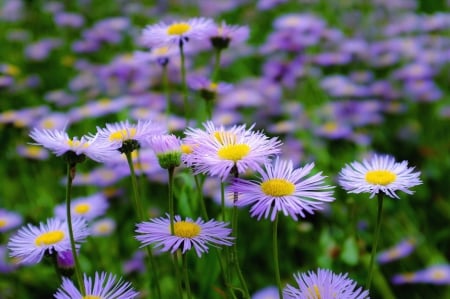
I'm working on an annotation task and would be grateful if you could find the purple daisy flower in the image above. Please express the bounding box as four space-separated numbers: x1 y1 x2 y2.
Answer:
338 154 422 199
141 17 214 47
91 218 116 237
8 217 88 265
147 134 182 169
392 265 450 285
54 271 139 299
230 157 334 221
29 128 117 163
135 214 233 257
183 121 282 181
207 21 250 50
54 192 109 221
377 238 416 264
283 268 369 299
0 209 22 233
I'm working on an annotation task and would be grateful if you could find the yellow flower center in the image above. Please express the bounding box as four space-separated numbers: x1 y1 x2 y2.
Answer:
0 219 6 228
154 46 169 55
67 139 89 148
209 83 218 91
25 146 44 157
365 170 397 185
96 223 112 234
167 23 191 35
35 230 65 246
74 203 91 215
261 178 295 197
83 296 102 299
173 221 201 238
109 128 136 142
180 144 193 154
431 269 447 280
217 144 250 162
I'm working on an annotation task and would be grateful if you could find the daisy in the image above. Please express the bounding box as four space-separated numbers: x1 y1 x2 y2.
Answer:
54 271 139 299
54 192 109 221
207 21 250 50
91 218 116 237
135 214 233 257
377 238 416 264
338 154 422 199
141 17 214 48
283 268 370 299
183 121 282 181
0 209 22 233
29 128 117 163
230 157 335 221
147 134 182 169
95 119 166 154
392 265 450 285
8 217 88 265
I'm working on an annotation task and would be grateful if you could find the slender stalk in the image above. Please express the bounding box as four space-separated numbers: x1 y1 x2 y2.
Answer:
173 252 184 298
366 193 385 290
179 40 189 125
212 49 222 82
124 152 162 299
168 167 175 234
182 253 192 299
65 163 85 295
273 213 283 299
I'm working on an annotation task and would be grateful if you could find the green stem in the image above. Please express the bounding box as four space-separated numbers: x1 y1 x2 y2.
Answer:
162 64 170 120
182 253 192 299
124 151 162 299
212 49 222 82
366 193 384 290
173 252 184 298
273 213 283 299
65 163 85 295
179 41 189 126
168 167 175 234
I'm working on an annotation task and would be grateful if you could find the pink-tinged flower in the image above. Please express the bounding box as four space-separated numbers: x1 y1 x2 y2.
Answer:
54 272 139 299
183 121 282 181
338 154 422 199
95 119 166 154
141 18 214 47
230 157 334 220
0 209 22 233
377 238 416 264
392 265 450 285
147 134 182 169
29 128 117 162
135 214 233 257
54 193 109 221
8 217 88 265
207 21 250 50
284 268 369 299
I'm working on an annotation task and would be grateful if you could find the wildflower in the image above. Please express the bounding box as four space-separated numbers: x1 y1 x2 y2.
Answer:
95 119 165 154
141 18 214 47
377 238 416 264
283 268 369 299
54 272 139 299
54 193 109 221
91 218 116 236
29 128 116 163
252 286 280 299
392 265 450 285
0 209 22 233
188 75 233 102
135 214 233 257
207 21 250 50
8 217 88 265
147 134 182 169
230 157 334 221
183 121 282 181
338 154 422 199
56 250 75 276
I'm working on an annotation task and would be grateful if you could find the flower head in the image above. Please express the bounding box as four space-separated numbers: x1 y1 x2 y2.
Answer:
392 265 450 285
147 134 182 169
283 268 369 299
377 238 416 264
230 157 335 220
338 154 422 198
183 121 282 181
95 120 165 154
141 18 214 47
29 128 117 163
135 214 233 257
8 217 88 265
0 209 22 233
54 193 109 221
207 21 250 50
54 271 139 299
91 218 116 237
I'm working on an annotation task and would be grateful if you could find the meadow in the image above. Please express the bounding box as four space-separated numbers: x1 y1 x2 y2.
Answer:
1 0 450 298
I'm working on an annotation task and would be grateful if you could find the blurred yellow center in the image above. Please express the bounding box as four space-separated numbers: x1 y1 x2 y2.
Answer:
180 144 193 154
261 179 295 197
0 219 6 228
217 144 250 162
96 223 112 233
154 46 169 55
109 128 136 142
365 170 396 185
83 296 101 299
35 230 64 246
167 23 191 35
67 139 89 148
74 203 90 214
209 83 218 90
431 270 447 280
173 221 201 238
